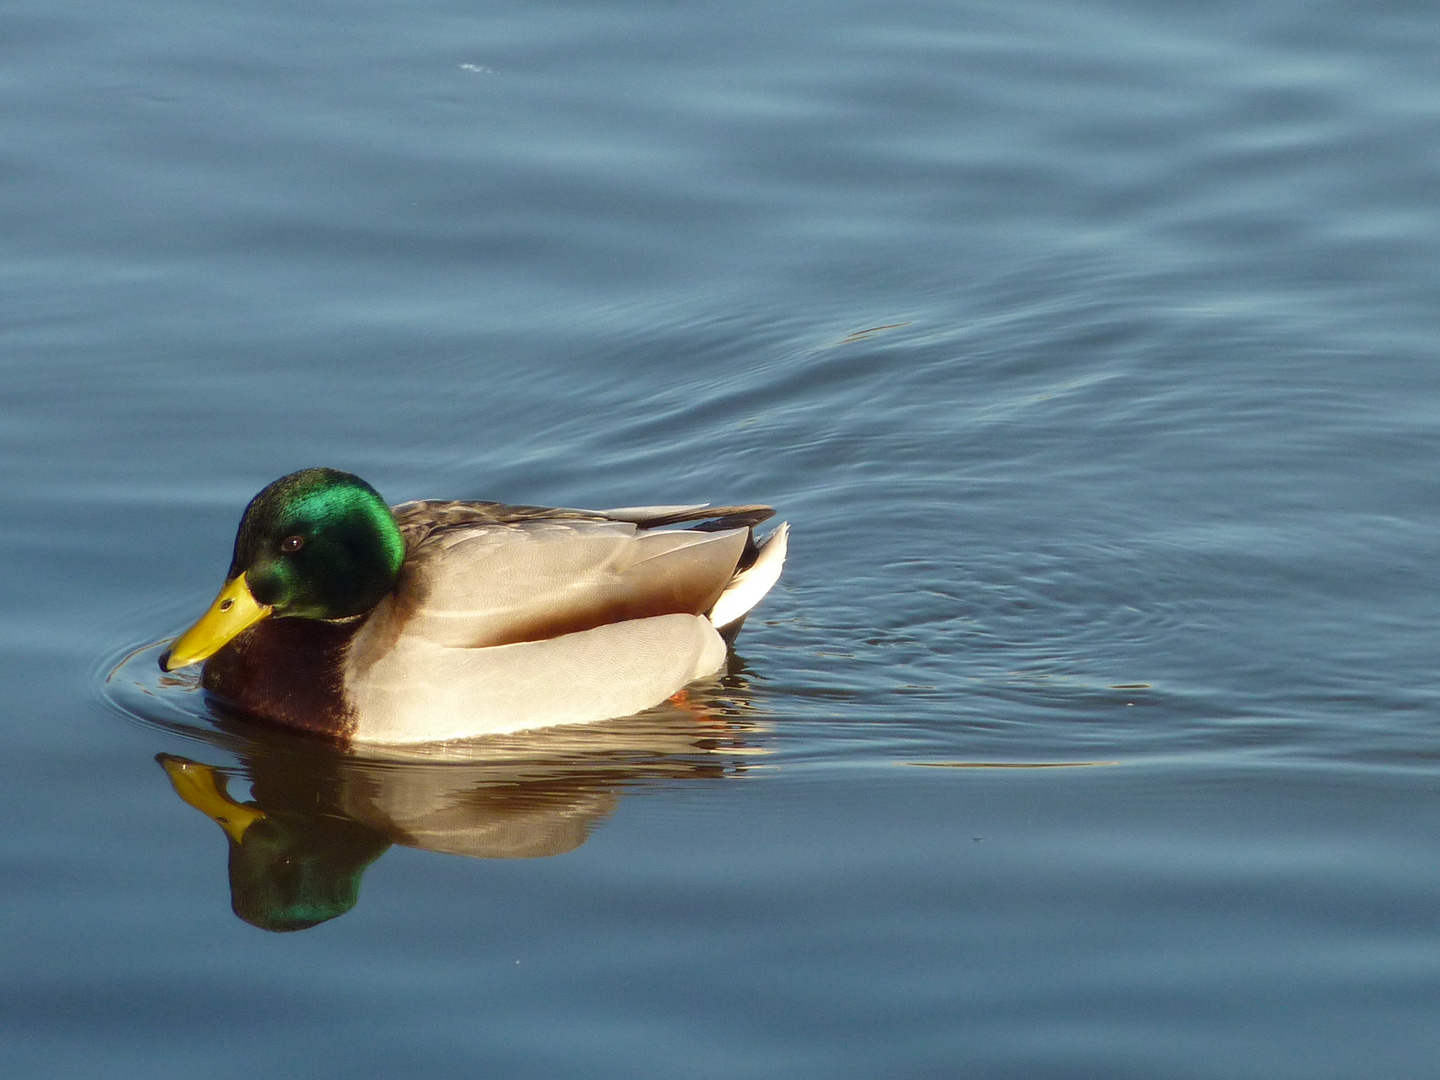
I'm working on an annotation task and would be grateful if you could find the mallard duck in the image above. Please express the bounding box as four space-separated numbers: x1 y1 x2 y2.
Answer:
160 468 788 744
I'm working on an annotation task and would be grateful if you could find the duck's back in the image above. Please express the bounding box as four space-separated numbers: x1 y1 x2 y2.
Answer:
383 516 749 648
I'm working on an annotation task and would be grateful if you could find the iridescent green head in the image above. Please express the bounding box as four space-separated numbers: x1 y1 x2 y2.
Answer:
161 468 405 671
229 468 404 619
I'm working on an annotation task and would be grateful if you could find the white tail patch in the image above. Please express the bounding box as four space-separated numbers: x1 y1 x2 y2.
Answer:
708 522 789 631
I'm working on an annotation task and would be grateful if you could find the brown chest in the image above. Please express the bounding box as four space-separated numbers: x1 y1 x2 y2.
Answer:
202 617 361 741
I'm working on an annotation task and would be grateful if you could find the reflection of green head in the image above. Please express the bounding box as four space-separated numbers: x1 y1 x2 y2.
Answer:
227 814 389 933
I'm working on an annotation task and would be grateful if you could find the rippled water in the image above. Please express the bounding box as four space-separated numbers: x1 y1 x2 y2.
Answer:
7 0 1440 1074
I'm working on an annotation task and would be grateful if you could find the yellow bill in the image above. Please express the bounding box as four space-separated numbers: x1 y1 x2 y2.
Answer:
161 572 273 671
159 756 266 844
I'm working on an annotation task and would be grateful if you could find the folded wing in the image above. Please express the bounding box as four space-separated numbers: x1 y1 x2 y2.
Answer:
394 519 749 648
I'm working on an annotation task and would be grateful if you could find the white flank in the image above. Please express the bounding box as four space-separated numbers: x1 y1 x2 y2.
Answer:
709 522 789 630
347 613 727 744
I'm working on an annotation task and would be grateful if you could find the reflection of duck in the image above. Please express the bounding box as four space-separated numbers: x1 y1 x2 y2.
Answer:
158 689 764 932
159 469 788 744
161 757 389 933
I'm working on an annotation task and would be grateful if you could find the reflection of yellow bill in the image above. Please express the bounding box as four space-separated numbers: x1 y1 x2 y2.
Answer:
162 572 273 671
902 760 1121 768
159 756 266 843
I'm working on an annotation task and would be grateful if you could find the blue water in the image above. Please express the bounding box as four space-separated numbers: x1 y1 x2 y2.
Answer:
6 0 1440 1074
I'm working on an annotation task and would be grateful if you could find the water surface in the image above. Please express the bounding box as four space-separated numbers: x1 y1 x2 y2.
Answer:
6 0 1440 1075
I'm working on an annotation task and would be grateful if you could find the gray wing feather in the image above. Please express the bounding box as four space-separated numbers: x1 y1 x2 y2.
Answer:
392 499 774 547
391 519 749 648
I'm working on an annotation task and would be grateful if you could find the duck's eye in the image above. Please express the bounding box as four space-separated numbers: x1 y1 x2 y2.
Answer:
281 535 306 554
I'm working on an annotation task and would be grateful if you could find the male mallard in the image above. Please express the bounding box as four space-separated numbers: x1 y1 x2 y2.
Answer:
160 468 788 744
